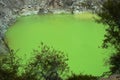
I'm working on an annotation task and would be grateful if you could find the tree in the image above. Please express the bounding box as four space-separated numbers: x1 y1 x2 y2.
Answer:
0 50 20 80
66 73 98 80
96 0 120 49
23 42 69 80
96 0 120 74
0 43 69 80
109 52 120 74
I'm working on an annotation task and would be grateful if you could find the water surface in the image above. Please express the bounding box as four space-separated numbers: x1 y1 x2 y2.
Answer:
6 13 109 76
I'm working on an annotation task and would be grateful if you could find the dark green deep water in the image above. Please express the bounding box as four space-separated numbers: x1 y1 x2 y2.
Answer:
5 13 110 76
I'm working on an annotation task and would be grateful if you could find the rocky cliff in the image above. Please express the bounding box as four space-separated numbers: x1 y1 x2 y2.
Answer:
0 0 24 54
0 0 102 54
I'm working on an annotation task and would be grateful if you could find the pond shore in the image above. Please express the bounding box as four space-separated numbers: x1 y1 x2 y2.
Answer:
0 0 78 54
0 0 99 54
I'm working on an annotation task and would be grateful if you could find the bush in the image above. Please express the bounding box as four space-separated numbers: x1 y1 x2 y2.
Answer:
0 43 69 80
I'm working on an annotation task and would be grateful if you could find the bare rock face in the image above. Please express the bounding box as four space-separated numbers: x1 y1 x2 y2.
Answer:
0 0 25 54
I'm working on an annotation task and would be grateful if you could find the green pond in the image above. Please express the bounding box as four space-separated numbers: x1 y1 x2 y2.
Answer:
5 13 110 76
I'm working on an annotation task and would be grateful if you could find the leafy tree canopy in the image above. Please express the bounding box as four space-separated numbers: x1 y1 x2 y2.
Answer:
0 43 69 80
96 0 120 74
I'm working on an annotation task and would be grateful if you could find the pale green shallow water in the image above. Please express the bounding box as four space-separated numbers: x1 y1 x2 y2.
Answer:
5 14 110 76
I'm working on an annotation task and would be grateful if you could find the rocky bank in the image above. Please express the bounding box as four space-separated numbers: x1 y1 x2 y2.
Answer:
0 0 102 54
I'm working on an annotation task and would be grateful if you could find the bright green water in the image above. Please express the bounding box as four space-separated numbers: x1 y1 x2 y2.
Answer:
5 13 109 76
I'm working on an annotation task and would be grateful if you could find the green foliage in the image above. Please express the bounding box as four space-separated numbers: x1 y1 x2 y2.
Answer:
109 52 120 74
23 42 69 80
66 73 98 80
96 0 120 74
96 0 120 49
0 43 69 80
0 50 20 80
